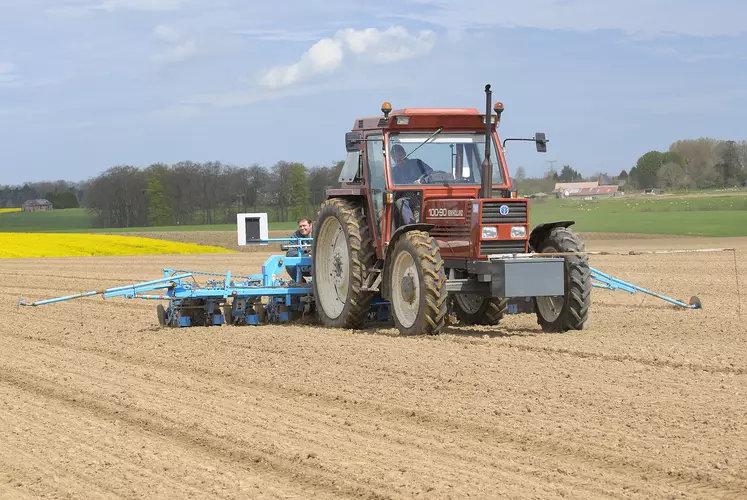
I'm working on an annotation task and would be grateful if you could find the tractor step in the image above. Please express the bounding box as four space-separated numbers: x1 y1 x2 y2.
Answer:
361 268 382 292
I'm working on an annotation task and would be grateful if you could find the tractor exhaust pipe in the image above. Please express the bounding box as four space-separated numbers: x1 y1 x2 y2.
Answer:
480 84 493 199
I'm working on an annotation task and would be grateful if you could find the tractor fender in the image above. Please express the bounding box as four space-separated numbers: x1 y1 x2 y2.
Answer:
381 223 435 299
528 220 575 251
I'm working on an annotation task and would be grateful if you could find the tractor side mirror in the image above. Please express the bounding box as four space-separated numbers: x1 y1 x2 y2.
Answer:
535 132 548 153
345 131 363 152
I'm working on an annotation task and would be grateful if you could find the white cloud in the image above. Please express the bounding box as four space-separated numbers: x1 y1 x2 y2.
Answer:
153 24 181 43
92 0 188 10
259 38 344 88
0 61 20 85
47 0 188 17
629 43 747 63
385 0 747 39
150 24 199 67
232 29 331 43
152 40 198 66
150 104 205 121
257 26 437 88
336 26 436 63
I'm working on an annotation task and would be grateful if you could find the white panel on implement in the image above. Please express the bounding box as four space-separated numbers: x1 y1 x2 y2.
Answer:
237 212 269 246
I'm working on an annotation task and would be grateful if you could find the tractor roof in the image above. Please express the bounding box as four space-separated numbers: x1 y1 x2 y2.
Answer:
351 107 494 132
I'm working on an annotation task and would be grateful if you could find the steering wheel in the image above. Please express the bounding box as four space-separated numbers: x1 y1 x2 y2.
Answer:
414 173 429 184
415 171 454 184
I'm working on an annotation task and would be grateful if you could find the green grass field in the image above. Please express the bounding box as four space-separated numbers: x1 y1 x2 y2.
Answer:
528 194 747 237
2 193 746 237
0 208 297 233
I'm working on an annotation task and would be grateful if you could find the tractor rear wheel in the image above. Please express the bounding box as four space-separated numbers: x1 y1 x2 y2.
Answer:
387 230 448 335
452 295 508 325
312 198 377 329
532 227 591 332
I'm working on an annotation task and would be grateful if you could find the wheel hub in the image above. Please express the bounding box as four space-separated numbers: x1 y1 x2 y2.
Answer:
401 275 416 303
332 252 344 286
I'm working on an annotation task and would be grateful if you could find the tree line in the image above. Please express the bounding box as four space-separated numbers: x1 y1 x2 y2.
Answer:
1 136 744 228
513 138 747 195
83 160 346 228
1 161 344 228
0 180 82 210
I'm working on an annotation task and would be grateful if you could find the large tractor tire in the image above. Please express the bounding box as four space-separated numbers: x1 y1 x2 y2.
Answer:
532 227 591 332
452 295 508 325
387 230 448 335
312 198 377 330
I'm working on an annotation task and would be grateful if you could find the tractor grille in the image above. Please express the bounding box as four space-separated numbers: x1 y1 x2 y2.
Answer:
430 210 471 239
479 240 527 255
481 201 527 224
430 227 471 238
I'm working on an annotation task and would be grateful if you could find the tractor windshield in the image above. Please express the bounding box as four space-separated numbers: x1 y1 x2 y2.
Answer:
387 132 505 187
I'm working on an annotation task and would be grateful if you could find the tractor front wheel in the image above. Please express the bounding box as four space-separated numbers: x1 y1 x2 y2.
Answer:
387 230 448 335
532 227 591 332
452 294 508 325
312 198 377 329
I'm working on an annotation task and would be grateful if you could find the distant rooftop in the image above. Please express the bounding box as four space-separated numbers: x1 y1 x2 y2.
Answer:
553 181 599 192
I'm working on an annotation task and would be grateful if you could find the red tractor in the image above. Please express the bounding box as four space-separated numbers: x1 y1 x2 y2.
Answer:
311 84 591 335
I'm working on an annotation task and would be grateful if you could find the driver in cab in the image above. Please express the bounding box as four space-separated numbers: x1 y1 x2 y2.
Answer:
390 144 433 184
389 144 433 226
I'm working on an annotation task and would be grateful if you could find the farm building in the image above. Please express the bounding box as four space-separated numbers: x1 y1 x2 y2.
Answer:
554 181 598 198
553 181 621 199
554 181 599 193
22 199 53 212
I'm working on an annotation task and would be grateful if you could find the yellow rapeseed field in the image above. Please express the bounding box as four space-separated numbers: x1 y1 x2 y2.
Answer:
0 233 233 258
0 208 22 214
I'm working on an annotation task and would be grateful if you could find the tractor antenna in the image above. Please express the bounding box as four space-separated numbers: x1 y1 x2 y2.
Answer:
480 84 493 199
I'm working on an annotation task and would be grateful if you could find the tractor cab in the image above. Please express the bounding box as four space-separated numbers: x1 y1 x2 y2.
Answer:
336 100 545 261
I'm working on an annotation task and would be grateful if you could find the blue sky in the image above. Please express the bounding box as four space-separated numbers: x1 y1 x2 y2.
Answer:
1 0 746 185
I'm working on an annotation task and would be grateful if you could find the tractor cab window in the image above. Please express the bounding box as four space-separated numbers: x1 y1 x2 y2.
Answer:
386 132 505 187
365 134 386 236
338 150 362 183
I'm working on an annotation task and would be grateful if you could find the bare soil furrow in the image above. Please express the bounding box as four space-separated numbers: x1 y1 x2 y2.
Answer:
0 367 394 500
2 237 746 499
3 327 745 498
0 337 646 499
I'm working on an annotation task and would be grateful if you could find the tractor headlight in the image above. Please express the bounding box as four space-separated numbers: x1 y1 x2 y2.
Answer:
510 226 527 239
481 226 497 239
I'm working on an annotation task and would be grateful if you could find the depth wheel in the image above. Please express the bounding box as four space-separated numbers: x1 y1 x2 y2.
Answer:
388 230 447 335
156 304 167 327
452 295 508 325
532 227 591 332
312 198 377 329
222 303 233 325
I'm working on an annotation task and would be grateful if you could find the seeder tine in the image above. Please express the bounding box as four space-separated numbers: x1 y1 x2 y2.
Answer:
590 266 700 309
590 268 638 293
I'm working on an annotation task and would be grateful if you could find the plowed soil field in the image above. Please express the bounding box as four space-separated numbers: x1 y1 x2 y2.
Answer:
1 235 746 499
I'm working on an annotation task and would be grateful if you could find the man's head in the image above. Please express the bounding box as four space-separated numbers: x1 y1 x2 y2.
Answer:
391 144 407 166
297 216 312 236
